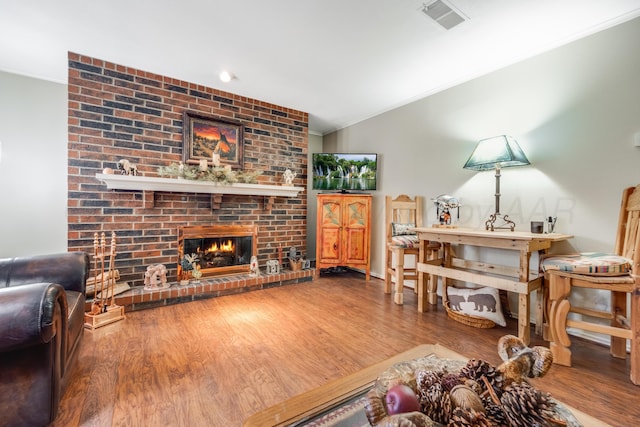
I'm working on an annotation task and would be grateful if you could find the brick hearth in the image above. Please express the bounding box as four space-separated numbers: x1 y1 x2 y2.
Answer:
86 268 315 313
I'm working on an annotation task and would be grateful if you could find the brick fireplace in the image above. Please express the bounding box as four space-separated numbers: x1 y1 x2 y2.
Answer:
67 52 310 297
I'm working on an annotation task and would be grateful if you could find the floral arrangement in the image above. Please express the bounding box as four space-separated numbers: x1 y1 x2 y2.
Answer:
158 162 262 184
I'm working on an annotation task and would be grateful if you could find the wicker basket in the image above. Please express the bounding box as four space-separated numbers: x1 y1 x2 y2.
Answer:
444 300 496 329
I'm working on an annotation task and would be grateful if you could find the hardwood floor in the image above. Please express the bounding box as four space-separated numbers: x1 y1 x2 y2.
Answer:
54 272 639 427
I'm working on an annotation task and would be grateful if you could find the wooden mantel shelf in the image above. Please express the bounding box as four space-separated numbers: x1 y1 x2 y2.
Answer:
95 173 304 210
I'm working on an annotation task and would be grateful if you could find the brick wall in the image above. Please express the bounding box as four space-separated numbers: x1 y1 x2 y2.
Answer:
67 52 308 286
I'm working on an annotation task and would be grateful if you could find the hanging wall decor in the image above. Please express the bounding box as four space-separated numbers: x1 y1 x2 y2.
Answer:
183 111 244 169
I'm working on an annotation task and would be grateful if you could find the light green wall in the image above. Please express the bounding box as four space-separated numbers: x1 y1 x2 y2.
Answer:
0 71 68 257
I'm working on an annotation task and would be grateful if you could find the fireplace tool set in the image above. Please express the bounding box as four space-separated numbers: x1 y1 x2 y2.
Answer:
84 231 126 329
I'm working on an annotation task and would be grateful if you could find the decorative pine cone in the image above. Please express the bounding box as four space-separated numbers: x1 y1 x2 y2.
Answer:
416 369 441 394
417 371 440 412
500 382 556 427
447 407 493 427
459 359 504 396
481 397 509 427
463 379 483 396
438 389 453 425
441 372 464 392
420 382 445 422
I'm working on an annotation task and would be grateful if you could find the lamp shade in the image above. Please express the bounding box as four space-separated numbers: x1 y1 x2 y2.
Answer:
463 135 530 171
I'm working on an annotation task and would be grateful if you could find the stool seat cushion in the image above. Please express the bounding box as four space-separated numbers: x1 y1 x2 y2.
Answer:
391 222 415 236
389 236 441 250
390 235 419 249
541 252 632 276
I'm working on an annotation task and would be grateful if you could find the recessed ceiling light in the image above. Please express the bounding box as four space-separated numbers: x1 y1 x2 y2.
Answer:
219 71 234 83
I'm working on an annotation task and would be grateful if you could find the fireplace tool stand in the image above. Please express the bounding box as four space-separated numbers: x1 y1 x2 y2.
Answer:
84 231 126 329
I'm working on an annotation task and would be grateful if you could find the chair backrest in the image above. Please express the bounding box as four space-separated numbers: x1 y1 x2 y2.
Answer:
615 184 640 271
385 195 423 244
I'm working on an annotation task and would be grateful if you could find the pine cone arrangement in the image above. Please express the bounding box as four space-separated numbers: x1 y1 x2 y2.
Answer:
500 382 556 427
364 336 574 427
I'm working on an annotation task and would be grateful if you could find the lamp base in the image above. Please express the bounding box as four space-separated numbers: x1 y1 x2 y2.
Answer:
485 213 516 232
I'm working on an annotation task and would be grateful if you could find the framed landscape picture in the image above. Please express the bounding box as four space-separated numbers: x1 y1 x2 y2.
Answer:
183 111 244 169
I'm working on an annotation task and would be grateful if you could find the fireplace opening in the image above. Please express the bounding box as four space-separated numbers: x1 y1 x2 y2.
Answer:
178 225 258 278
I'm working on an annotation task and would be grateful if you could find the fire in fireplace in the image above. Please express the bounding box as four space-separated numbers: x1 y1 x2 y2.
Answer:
178 225 258 278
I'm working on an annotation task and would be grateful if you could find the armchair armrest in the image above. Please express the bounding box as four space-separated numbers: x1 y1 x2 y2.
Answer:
0 252 89 294
0 282 67 352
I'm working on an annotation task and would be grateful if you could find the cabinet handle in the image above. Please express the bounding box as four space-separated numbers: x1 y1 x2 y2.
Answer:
333 243 337 250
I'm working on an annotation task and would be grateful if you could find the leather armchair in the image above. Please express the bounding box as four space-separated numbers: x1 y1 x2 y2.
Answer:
0 252 89 427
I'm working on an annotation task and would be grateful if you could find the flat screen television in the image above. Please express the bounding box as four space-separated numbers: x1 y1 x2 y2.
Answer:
311 153 377 192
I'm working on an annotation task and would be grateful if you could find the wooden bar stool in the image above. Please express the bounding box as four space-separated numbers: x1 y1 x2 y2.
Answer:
384 195 440 305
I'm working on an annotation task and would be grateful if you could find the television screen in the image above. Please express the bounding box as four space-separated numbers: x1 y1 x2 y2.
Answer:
312 153 377 192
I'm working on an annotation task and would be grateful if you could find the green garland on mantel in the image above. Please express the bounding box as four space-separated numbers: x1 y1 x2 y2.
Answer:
158 162 262 184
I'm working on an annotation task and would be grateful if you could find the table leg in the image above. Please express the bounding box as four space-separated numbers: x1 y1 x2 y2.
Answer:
417 240 427 312
518 293 531 345
518 250 535 344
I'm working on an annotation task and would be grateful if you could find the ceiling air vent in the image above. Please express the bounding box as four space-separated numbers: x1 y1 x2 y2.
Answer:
421 0 466 30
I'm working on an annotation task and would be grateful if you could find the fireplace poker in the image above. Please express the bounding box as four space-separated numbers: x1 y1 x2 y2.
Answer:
100 232 107 312
109 232 117 307
90 233 100 314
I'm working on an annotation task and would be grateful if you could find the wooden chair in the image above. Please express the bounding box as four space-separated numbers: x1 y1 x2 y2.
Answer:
385 195 439 305
545 184 640 385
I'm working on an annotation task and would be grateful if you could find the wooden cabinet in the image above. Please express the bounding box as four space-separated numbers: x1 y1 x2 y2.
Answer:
316 193 372 280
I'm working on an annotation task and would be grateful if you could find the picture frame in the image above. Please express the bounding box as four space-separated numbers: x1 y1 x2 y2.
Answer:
183 111 244 169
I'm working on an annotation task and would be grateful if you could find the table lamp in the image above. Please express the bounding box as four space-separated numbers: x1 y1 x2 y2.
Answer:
463 135 530 231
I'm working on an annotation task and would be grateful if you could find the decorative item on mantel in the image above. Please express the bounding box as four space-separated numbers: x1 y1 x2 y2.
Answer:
282 168 297 186
118 158 138 176
143 264 169 291
158 162 262 184
84 232 126 329
211 152 221 167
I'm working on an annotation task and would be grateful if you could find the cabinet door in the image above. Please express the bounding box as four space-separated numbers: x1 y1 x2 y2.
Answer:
317 197 342 264
342 197 370 265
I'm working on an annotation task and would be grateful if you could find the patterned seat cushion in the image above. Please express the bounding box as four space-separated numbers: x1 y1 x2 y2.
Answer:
391 235 420 248
392 222 415 236
541 252 632 276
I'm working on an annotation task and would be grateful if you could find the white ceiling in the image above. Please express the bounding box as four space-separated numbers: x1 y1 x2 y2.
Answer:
1 0 639 135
